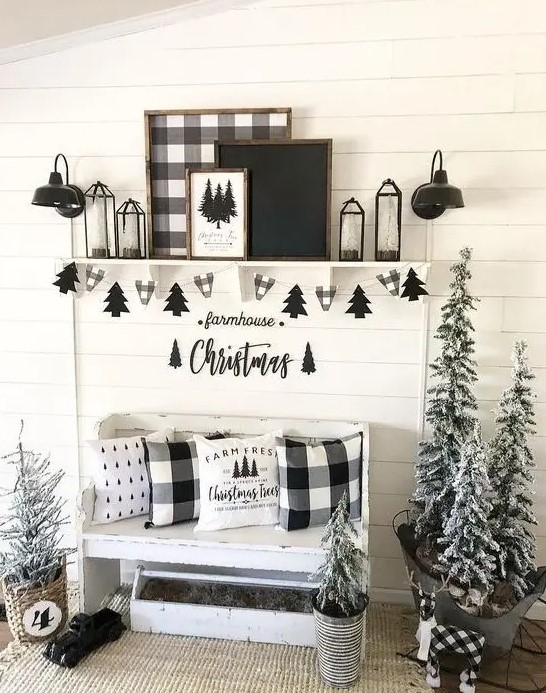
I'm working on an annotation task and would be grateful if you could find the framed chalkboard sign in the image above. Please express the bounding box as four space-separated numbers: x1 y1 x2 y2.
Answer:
216 139 332 260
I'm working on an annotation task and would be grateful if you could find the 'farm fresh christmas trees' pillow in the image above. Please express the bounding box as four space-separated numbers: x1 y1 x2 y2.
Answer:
194 431 281 531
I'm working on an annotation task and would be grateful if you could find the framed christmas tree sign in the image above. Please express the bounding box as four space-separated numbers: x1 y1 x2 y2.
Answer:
186 168 248 260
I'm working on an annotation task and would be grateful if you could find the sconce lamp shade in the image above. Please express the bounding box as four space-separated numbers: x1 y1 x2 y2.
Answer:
31 153 85 218
411 150 464 220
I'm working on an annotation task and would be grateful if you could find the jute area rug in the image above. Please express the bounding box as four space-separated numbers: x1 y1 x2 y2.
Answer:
0 590 427 693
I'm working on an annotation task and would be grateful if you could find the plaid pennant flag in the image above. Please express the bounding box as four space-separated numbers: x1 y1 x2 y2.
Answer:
135 280 157 306
85 265 106 292
254 273 275 301
376 269 400 297
194 272 214 298
315 285 338 311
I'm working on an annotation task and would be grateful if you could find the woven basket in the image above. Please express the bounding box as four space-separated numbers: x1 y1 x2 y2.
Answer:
2 555 68 643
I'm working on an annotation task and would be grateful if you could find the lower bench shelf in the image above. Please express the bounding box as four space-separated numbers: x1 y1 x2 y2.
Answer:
130 566 318 646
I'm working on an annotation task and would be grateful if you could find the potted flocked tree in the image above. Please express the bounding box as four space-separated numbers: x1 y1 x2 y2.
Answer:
0 423 71 643
311 492 369 688
394 248 546 654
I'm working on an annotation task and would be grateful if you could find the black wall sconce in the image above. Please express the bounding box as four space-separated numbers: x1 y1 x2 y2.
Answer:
411 149 464 219
31 153 85 218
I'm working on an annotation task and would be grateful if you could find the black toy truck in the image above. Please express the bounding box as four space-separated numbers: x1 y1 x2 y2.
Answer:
44 607 125 668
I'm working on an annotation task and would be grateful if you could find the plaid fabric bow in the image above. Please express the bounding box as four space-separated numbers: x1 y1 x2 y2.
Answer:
85 265 105 292
315 285 338 311
376 269 400 296
254 273 275 301
194 272 214 298
135 280 157 306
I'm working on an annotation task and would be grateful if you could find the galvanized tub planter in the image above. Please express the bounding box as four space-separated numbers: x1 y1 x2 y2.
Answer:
393 511 546 657
312 594 369 688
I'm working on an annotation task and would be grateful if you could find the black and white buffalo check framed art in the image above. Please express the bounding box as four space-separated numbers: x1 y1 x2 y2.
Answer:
145 108 292 257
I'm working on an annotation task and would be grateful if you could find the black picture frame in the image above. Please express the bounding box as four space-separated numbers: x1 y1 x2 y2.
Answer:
215 139 332 261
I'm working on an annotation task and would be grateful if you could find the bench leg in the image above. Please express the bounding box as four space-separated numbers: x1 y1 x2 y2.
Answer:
80 557 121 613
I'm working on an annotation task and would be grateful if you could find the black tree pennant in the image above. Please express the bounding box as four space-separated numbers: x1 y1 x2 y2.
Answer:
53 262 80 294
301 342 316 374
376 269 400 297
135 279 157 306
169 339 182 368
346 284 372 318
85 265 105 292
400 267 428 301
315 285 337 311
282 284 307 319
254 273 275 301
104 282 129 317
194 272 214 298
164 283 189 316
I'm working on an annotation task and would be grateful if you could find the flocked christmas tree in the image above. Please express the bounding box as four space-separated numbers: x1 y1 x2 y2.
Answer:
53 261 80 294
346 284 372 319
301 342 316 374
0 422 71 589
400 267 428 302
164 283 189 316
282 284 307 319
488 340 537 598
313 491 365 616
413 247 479 547
439 422 499 594
104 282 129 317
169 339 182 369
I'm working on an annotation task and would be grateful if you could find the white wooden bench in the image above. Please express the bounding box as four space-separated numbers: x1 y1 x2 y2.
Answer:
78 413 369 645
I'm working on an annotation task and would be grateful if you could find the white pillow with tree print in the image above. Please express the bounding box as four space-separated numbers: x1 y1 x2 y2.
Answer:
89 428 174 524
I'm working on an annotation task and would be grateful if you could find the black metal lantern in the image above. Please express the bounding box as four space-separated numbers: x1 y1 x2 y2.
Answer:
339 197 365 261
116 198 147 259
84 181 117 259
375 179 402 262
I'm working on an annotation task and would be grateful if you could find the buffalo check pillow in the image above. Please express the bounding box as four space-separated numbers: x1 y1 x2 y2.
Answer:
144 434 225 528
89 428 174 525
276 432 362 531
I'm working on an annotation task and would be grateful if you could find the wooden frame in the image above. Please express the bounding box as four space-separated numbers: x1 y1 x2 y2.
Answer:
144 108 292 258
186 167 249 261
215 138 332 261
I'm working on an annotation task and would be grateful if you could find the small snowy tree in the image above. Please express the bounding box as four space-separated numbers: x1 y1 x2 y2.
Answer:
0 423 71 589
488 340 537 598
439 422 499 594
313 492 365 616
413 247 479 547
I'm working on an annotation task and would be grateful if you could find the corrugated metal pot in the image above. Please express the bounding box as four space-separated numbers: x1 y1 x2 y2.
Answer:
312 594 368 688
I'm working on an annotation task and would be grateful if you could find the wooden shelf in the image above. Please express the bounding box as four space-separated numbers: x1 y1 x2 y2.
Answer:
64 258 425 269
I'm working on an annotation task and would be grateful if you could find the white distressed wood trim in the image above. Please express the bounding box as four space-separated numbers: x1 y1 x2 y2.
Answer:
0 0 247 66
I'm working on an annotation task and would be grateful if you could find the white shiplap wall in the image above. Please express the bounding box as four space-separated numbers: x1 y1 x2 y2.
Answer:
0 0 545 601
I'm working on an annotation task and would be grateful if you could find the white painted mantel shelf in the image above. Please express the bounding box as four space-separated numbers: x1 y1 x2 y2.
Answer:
61 258 429 301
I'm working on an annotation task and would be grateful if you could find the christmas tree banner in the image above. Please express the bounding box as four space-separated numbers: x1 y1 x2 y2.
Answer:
85 265 106 292
135 279 157 306
194 272 214 298
254 273 275 300
315 285 338 311
376 269 400 297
